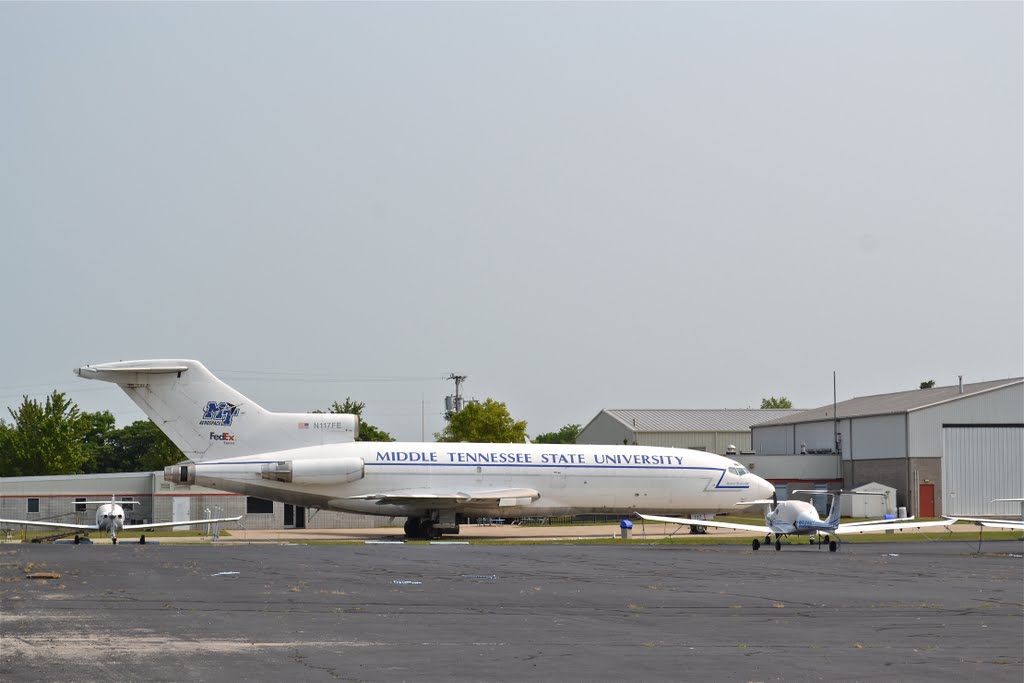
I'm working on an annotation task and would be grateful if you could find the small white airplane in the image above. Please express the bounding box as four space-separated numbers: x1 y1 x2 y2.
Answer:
639 490 959 552
73 359 777 539
0 497 242 544
943 498 1024 531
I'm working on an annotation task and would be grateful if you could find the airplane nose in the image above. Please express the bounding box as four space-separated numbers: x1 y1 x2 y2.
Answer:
755 475 774 499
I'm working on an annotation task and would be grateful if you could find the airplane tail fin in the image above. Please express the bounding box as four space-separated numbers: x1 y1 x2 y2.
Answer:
75 359 358 460
825 493 842 527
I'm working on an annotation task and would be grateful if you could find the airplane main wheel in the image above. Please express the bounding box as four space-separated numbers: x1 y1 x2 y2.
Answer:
829 541 838 552
809 537 816 544
73 535 80 545
418 520 440 539
752 539 761 551
404 518 421 538
139 535 146 545
775 540 782 551
112 538 117 545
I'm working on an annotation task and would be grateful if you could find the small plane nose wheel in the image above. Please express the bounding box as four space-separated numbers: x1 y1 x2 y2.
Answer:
764 534 771 544
139 535 146 545
809 537 816 544
73 535 80 545
775 539 782 551
112 537 117 545
752 538 761 551
829 540 838 552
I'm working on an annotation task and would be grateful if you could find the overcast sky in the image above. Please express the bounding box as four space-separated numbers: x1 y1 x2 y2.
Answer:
1 2 1021 442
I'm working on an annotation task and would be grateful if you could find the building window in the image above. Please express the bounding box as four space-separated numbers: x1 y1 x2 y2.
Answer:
27 498 39 513
75 498 86 512
246 497 274 514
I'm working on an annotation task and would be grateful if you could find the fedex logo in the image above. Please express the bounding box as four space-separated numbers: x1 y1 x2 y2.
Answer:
200 401 240 426
210 432 235 442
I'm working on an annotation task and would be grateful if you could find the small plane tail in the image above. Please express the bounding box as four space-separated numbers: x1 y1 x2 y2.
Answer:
825 493 842 527
75 359 358 459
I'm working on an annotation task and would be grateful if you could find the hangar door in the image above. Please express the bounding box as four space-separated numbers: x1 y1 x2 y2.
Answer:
942 425 1023 516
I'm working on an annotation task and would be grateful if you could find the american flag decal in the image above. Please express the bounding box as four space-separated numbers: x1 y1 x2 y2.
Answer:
297 422 309 429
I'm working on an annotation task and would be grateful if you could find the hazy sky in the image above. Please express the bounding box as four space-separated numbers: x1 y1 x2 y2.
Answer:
1 2 1021 442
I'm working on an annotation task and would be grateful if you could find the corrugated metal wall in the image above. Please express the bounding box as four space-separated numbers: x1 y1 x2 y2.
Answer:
911 384 1024 457
942 426 1024 516
637 431 751 453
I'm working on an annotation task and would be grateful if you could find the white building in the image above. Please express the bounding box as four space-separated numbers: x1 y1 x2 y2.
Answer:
0 471 395 533
752 377 1023 517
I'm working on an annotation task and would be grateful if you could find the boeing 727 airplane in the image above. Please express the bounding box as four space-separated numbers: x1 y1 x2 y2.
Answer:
74 359 776 538
0 496 242 544
639 490 958 551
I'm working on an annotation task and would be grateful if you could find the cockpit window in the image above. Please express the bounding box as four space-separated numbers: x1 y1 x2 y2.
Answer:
728 466 748 476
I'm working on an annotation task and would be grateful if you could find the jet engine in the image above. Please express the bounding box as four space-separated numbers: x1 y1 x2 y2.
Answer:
259 457 364 485
165 463 196 485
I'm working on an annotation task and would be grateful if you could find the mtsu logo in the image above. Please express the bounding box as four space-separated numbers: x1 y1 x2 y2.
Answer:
200 401 240 426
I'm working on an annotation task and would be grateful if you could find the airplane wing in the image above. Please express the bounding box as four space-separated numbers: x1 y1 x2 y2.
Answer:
943 515 1024 531
123 515 243 530
836 519 958 534
636 513 772 534
837 515 916 526
0 518 97 531
347 488 541 507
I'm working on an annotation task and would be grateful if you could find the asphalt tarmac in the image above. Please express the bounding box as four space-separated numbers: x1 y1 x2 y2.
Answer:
1 540 1021 682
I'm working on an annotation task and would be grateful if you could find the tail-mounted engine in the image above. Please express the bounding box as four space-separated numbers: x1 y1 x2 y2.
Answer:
165 463 196 485
260 457 364 485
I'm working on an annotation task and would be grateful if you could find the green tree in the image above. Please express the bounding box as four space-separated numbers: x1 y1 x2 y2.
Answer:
435 399 528 443
761 396 793 409
113 420 184 472
318 398 394 442
80 411 117 473
919 380 935 389
0 392 91 476
533 423 581 444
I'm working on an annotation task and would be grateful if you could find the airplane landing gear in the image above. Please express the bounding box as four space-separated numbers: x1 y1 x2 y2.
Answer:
418 519 440 539
73 535 80 545
775 539 782 551
139 535 146 545
112 537 117 545
829 540 838 552
752 538 761 551
404 517 421 538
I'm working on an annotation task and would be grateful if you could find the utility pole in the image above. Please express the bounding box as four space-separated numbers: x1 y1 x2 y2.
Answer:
445 374 467 417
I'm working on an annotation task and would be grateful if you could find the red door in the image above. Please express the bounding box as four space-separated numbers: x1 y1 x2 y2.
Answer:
919 483 935 518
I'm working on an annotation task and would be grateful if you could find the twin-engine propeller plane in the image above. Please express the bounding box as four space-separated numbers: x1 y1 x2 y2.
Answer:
73 359 777 539
0 496 242 544
639 490 958 552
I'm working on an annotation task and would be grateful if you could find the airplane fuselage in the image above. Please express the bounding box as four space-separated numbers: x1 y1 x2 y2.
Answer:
94 503 127 535
168 441 774 518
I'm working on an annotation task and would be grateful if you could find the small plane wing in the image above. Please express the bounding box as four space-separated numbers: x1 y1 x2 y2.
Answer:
348 488 541 507
123 515 242 530
636 513 772 535
0 518 97 531
942 515 1024 531
836 519 958 534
